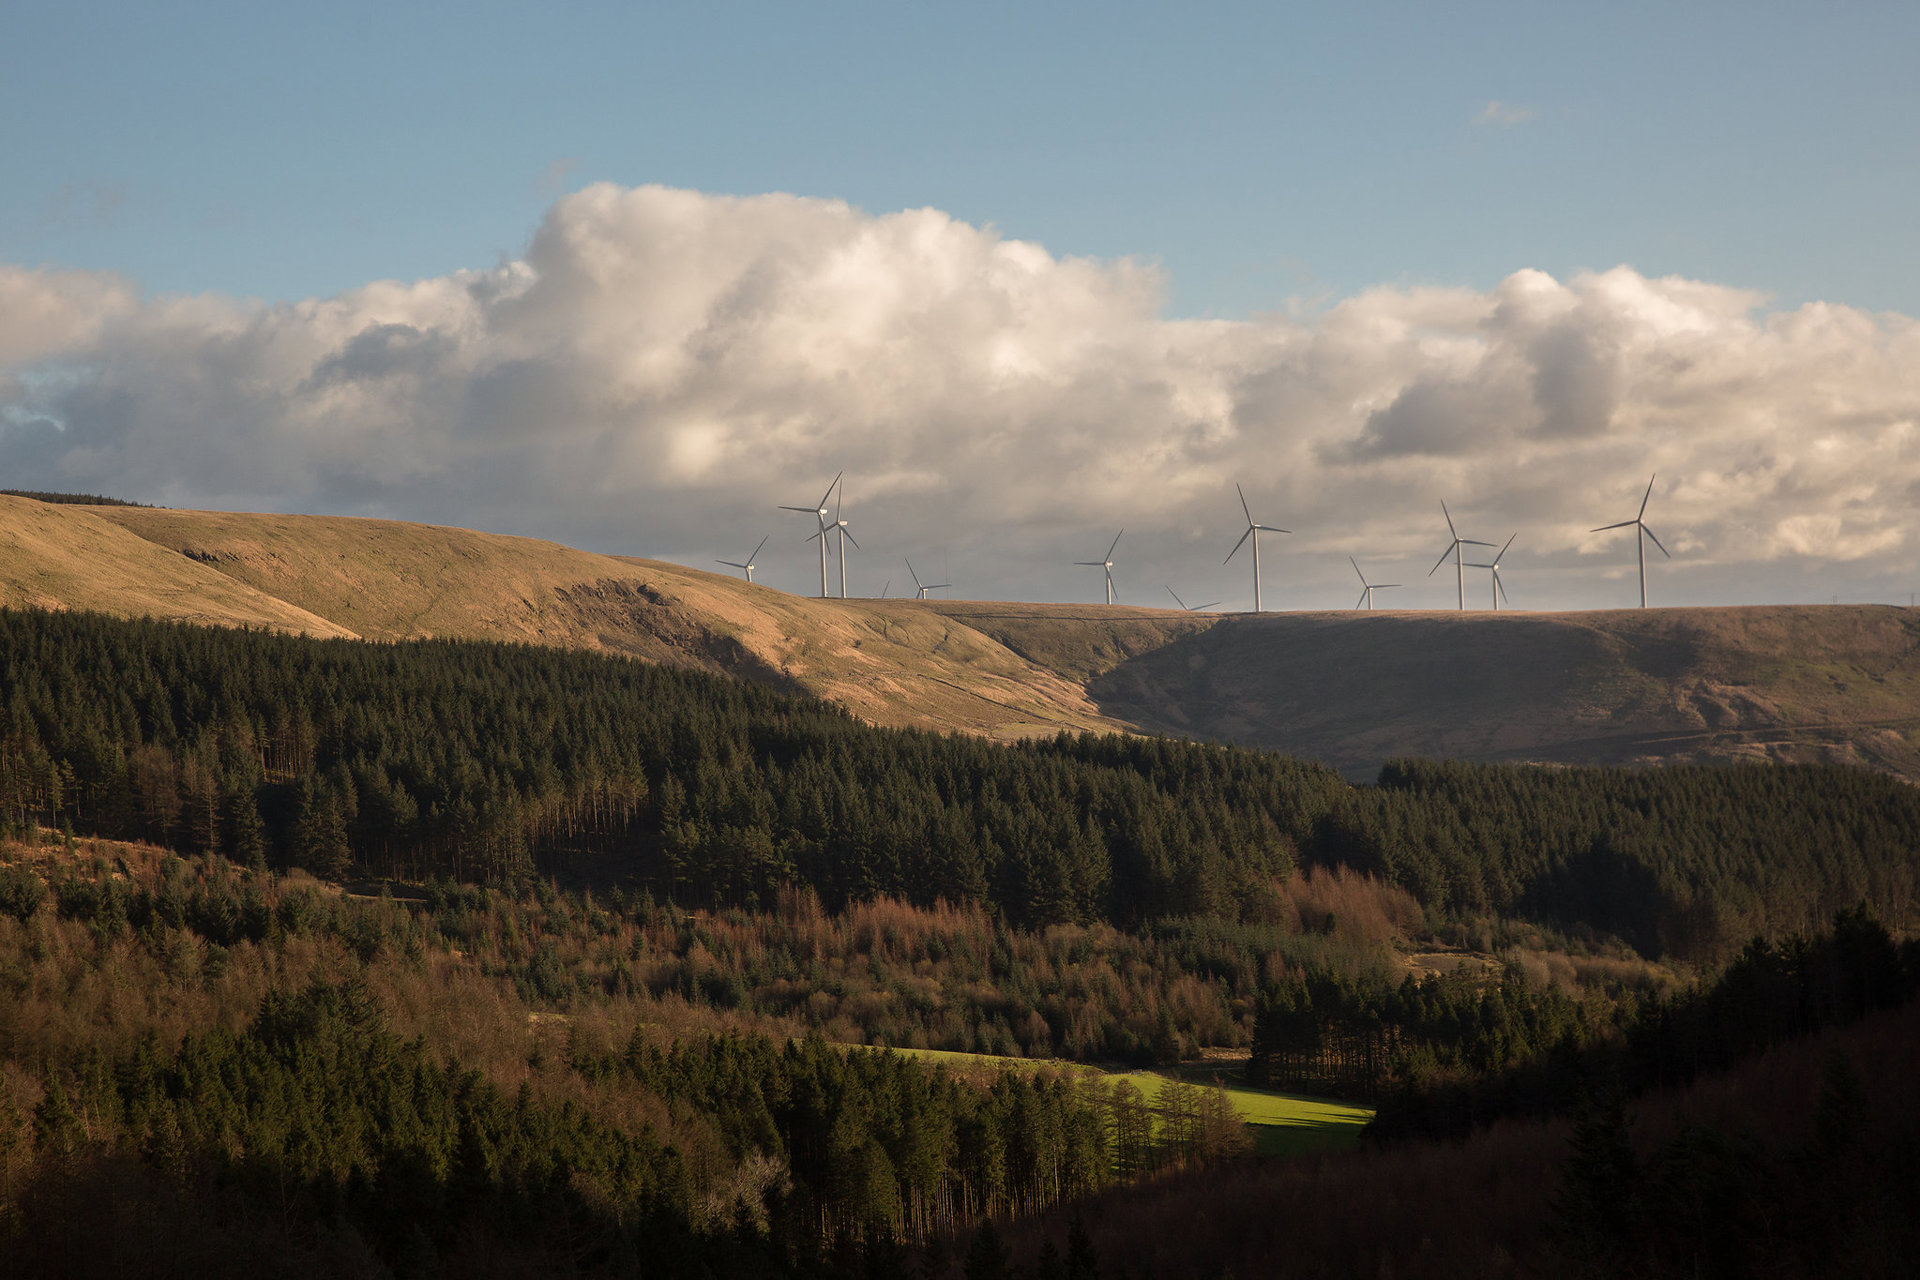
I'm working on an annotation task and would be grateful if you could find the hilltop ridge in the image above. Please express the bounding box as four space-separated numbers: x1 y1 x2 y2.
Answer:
3 494 1919 777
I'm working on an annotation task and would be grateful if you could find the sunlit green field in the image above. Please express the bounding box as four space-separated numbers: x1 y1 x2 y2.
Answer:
870 1045 1373 1157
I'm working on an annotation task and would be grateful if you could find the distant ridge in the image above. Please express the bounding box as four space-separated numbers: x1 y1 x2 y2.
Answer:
3 494 1919 778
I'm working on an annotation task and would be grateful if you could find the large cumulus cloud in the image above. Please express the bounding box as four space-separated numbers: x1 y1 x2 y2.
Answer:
4 183 1918 608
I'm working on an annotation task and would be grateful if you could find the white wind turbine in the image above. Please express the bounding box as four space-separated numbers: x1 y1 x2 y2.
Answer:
778 472 841 598
1224 484 1289 613
1463 534 1516 611
905 558 949 600
716 535 769 584
1349 557 1400 611
1591 474 1669 608
1076 531 1124 605
825 486 859 597
1166 586 1221 611
1429 501 1495 611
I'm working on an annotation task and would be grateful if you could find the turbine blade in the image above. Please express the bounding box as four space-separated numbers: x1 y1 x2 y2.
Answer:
1429 545 1456 576
1643 523 1672 558
1256 525 1292 534
841 529 860 550
1225 527 1253 564
749 535 769 562
1591 520 1637 532
817 471 843 509
1350 556 1366 586
1074 560 1104 566
1237 483 1253 525
1495 571 1510 605
1495 532 1517 562
1167 585 1187 609
1376 583 1401 589
928 583 949 591
778 505 817 513
1196 601 1220 611
1461 539 1497 547
1107 529 1124 560
716 559 745 569
1356 588 1369 610
1441 499 1458 539
906 558 922 589
1638 473 1655 520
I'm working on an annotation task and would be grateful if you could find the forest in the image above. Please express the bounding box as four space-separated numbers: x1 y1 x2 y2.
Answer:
2 609 1916 961
1 607 1918 1275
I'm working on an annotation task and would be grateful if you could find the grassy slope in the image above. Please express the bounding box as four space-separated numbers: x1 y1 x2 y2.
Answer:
0 496 356 638
879 1045 1372 1155
85 504 1195 740
5 496 1920 775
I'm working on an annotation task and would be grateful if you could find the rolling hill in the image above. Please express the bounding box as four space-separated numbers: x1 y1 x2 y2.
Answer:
4 493 1920 778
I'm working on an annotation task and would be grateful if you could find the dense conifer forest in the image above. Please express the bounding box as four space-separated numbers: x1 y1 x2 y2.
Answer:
3 609 1916 960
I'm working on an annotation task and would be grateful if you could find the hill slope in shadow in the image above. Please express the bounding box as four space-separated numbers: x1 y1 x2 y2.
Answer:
1091 606 1920 778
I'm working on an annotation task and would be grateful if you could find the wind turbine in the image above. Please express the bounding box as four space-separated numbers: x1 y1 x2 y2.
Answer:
1166 586 1221 611
716 535 769 584
905 558 949 600
1429 501 1495 611
1349 558 1400 611
1076 531 1123 605
1591 474 1669 608
1463 534 1516 611
778 472 841 598
828 486 859 597
1224 484 1289 612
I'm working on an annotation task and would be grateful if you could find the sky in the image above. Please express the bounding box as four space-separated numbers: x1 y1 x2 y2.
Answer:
4 1 1919 611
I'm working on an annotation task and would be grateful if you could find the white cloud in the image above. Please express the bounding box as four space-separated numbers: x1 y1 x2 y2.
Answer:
3 183 1919 609
1474 100 1538 128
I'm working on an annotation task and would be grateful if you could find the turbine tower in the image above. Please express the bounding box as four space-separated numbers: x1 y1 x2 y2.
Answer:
778 472 841 598
716 535 769 584
1429 501 1495 611
905 558 949 600
1166 586 1221 611
1591 474 1669 608
1463 534 1516 611
1349 557 1400 610
1075 531 1123 605
1224 484 1289 613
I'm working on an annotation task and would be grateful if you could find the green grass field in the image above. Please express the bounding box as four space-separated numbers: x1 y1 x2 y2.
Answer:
871 1045 1373 1157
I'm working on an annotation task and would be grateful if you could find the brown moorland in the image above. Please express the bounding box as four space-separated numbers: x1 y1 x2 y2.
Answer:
3 495 1919 776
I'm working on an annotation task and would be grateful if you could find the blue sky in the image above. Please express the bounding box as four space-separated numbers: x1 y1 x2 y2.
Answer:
8 2 1918 318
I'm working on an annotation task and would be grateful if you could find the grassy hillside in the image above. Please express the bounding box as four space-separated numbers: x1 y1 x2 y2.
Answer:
0 496 356 638
85 504 1199 740
4 494 1920 776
